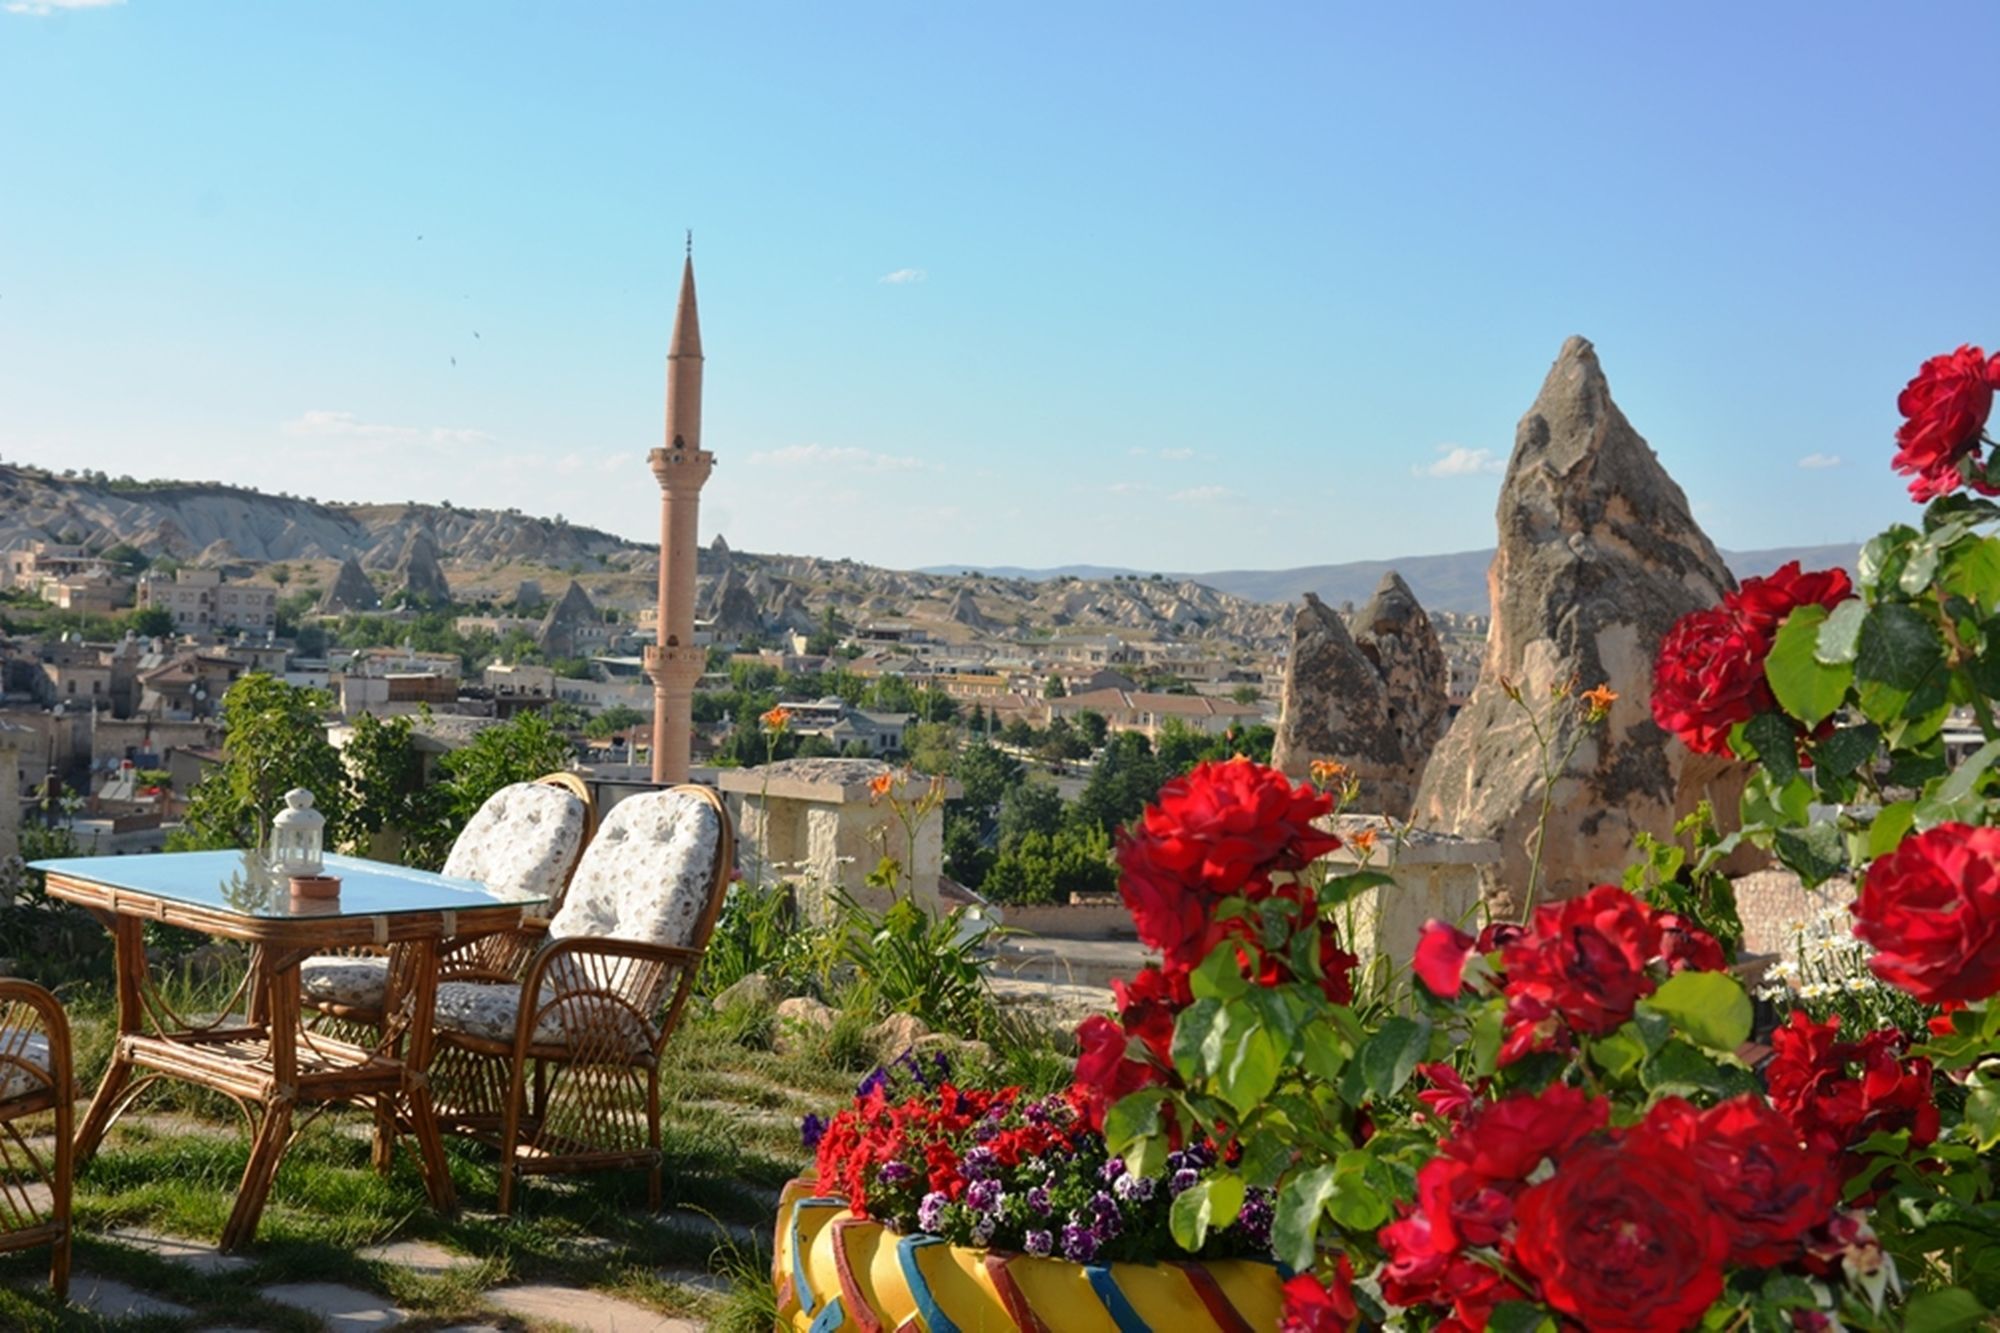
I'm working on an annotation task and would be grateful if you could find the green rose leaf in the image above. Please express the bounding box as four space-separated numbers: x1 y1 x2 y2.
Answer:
1903 1288 1991 1333
1767 604 1851 727
1271 1164 1337 1272
1189 946 1250 1001
1340 1014 1431 1104
1214 1000 1284 1116
1102 1087 1167 1155
1965 1072 2000 1153
1326 1174 1389 1231
1171 998 1224 1081
1169 1171 1246 1253
1588 1030 1646 1082
1775 821 1846 887
1487 1304 1558 1333
1816 598 1868 664
1642 970 1752 1053
1810 723 1880 779
1300 1018 1348 1084
1855 602 1946 692
1319 868 1395 910
1741 711 1801 783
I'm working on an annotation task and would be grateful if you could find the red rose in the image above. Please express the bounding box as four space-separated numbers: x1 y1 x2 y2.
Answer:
1503 885 1662 1035
1115 838 1214 970
1513 1133 1728 1333
1412 920 1480 997
1278 1259 1357 1333
1129 757 1341 896
1442 1083 1609 1182
1651 605 1774 756
1413 1062 1480 1127
1646 1096 1842 1266
1653 910 1727 973
1891 344 2000 501
1416 1156 1515 1249
1377 1208 1509 1328
1852 822 2000 1004
1767 1011 1939 1163
1316 919 1358 1004
1724 561 1854 642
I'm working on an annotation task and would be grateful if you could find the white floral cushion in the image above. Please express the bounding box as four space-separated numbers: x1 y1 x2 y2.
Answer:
442 781 590 906
433 979 649 1054
547 790 721 953
0 1030 54 1102
300 956 390 1010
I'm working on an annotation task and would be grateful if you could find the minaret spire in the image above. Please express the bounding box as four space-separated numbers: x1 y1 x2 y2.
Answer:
645 247 715 784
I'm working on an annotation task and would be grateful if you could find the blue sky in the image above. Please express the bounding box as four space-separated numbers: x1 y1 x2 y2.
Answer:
3 2 1997 574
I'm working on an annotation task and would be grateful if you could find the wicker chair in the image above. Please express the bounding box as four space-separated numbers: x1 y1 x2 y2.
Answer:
0 981 72 1300
427 785 734 1212
299 772 596 1029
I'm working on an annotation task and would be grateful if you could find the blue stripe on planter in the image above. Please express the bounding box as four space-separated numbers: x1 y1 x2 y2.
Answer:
792 1197 846 1315
896 1235 962 1333
810 1295 847 1332
1085 1264 1151 1333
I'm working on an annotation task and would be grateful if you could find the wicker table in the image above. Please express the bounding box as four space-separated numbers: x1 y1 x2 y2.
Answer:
31 850 544 1251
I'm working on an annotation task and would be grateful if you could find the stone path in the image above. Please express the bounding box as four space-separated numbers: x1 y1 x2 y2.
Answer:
34 1218 731 1330
486 1283 705 1332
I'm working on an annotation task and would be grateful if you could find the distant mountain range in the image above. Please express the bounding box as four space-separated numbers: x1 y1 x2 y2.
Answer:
920 544 1862 616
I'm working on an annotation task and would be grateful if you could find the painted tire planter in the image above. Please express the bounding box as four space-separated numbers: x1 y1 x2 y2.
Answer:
774 1178 1285 1332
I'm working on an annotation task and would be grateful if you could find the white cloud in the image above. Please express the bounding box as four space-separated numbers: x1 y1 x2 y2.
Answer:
1415 444 1505 478
879 268 927 285
745 442 935 472
282 409 490 446
1106 482 1149 495
1170 485 1235 503
4 0 121 14
1158 447 1195 461
1797 452 1843 470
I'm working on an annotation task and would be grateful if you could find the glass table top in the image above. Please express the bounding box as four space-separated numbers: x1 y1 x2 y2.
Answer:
29 851 545 920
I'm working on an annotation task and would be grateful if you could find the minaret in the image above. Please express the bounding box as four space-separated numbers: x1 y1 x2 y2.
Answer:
645 236 714 785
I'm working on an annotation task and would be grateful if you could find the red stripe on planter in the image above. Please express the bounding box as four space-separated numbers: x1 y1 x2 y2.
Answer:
1174 1262 1255 1333
984 1253 1054 1333
829 1217 886 1333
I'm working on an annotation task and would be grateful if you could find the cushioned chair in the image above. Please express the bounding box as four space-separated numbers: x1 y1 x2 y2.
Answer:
299 772 595 1027
0 981 72 1300
426 784 734 1211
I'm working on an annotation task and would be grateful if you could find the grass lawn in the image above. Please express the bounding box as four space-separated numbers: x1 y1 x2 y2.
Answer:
0 992 873 1331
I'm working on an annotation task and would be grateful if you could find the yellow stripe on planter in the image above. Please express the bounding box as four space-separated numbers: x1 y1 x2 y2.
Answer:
775 1179 1285 1332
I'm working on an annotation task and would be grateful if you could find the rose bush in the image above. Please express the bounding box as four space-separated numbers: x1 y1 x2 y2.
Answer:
792 345 2000 1331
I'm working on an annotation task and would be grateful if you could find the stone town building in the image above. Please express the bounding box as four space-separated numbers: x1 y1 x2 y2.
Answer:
718 758 961 923
645 244 715 785
137 568 277 633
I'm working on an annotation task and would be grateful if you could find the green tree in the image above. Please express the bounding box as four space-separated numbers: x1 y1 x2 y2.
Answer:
101 543 149 576
998 781 1064 850
1075 709 1109 749
902 721 958 775
129 606 175 638
172 675 346 851
999 717 1036 749
1231 683 1262 706
1043 674 1067 699
981 824 1116 905
942 807 994 889
418 711 578 863
583 704 647 739
340 711 442 861
1070 730 1164 837
954 743 1022 812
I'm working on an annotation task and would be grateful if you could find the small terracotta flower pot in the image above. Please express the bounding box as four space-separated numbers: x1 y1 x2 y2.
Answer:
289 874 341 900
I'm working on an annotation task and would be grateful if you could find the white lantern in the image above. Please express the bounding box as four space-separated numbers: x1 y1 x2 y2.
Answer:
270 788 326 876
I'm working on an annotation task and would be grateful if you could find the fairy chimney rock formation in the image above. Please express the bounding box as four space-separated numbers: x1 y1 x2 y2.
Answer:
318 555 381 614
398 531 452 605
1411 336 1744 911
1272 590 1432 818
535 580 599 657
1354 571 1451 767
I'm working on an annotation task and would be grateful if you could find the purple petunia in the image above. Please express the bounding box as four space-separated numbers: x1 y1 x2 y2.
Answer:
1098 1157 1126 1183
1236 1187 1273 1246
961 1145 997 1180
799 1114 826 1150
1026 1184 1052 1215
970 1212 998 1246
1112 1172 1154 1203
1170 1167 1199 1196
876 1160 915 1185
1061 1221 1099 1264
917 1191 949 1233
1024 1228 1054 1258
966 1179 1003 1212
